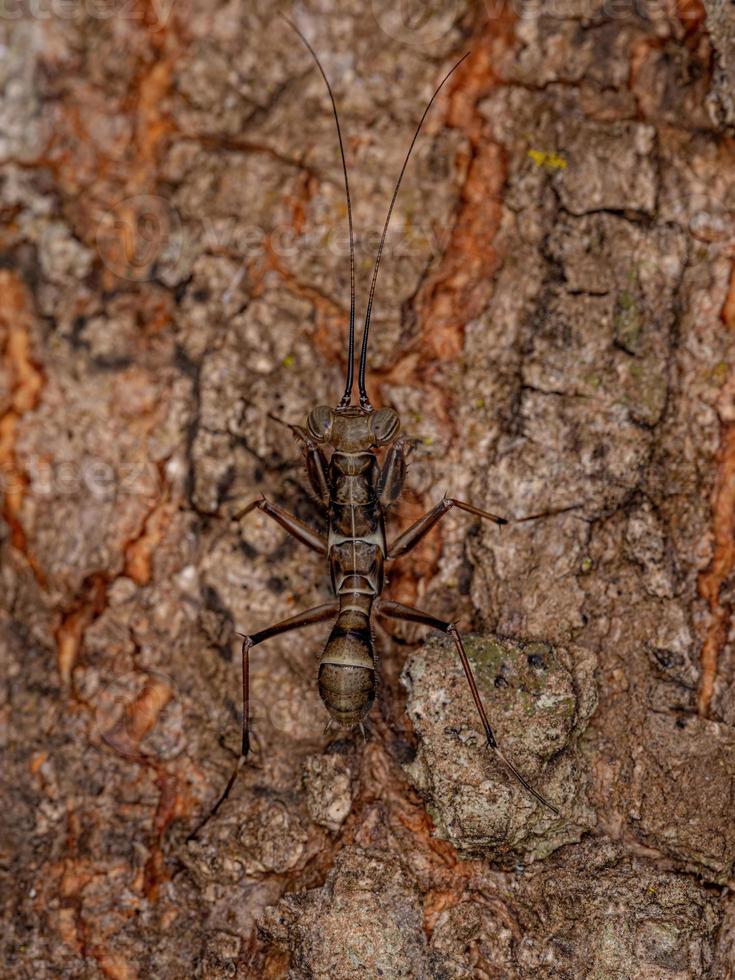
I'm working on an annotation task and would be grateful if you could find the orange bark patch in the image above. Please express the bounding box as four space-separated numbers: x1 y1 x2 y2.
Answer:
96 677 190 901
131 60 174 181
677 0 706 36
126 679 173 746
92 952 139 980
54 850 141 978
396 803 461 869
423 887 464 935
263 949 292 979
409 34 511 372
697 269 735 715
101 678 172 759
288 170 319 237
144 768 188 900
629 35 665 94
393 790 491 938
55 574 109 686
698 421 735 714
722 261 735 329
413 141 505 365
124 498 174 585
56 906 80 950
0 271 45 583
30 751 48 775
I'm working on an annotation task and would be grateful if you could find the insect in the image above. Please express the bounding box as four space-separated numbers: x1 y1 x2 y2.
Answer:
192 19 559 836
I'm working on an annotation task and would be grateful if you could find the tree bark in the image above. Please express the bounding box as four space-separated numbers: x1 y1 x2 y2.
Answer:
2 1 734 977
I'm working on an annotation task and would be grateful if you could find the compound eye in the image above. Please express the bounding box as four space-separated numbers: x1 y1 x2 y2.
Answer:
307 405 334 442
370 407 400 445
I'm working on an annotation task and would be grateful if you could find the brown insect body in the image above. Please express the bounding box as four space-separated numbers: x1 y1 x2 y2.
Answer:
189 21 561 839
315 407 395 726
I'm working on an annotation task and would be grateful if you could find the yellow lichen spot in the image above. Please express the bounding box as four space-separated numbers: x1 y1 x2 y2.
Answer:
528 148 568 170
711 362 729 385
282 354 295 368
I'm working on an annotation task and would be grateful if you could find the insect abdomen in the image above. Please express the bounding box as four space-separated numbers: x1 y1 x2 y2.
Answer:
318 608 375 726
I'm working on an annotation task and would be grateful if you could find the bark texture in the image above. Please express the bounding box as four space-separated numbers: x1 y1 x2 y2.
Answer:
2 0 735 977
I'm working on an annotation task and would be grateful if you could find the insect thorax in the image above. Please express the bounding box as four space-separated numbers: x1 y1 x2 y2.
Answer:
327 450 385 597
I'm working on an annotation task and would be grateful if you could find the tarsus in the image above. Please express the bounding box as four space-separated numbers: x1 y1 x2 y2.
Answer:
492 744 560 816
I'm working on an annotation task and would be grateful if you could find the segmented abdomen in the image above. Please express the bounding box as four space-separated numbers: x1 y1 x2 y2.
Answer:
318 661 375 726
318 601 375 726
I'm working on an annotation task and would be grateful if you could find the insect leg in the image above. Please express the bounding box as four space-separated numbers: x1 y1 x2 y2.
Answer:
387 496 506 560
375 598 559 815
377 439 412 505
239 602 340 755
291 427 330 504
233 495 327 554
269 418 331 504
188 600 339 840
303 444 330 504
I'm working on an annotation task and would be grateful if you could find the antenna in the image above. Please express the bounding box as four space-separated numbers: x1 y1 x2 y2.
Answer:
281 15 357 407
356 52 470 410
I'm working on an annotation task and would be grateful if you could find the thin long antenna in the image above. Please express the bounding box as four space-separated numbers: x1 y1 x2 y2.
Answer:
357 51 470 410
281 15 357 407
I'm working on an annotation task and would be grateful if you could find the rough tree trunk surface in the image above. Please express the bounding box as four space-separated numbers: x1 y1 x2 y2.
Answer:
2 1 735 977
